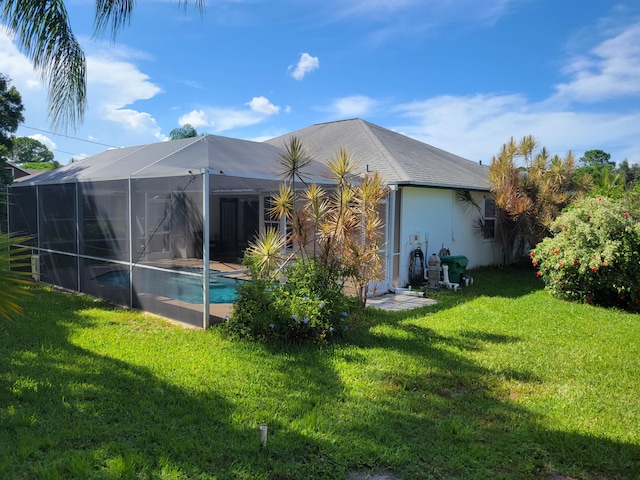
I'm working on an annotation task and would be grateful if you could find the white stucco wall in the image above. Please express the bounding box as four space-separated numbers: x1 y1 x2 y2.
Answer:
395 186 499 288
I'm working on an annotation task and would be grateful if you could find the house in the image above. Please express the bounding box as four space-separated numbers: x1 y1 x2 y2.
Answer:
266 119 498 292
7 119 498 328
5 161 33 181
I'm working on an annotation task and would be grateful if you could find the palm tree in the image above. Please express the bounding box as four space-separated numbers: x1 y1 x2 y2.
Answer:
0 0 204 130
273 137 313 254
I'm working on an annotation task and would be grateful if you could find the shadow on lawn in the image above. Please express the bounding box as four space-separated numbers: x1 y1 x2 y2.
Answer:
2 280 638 480
326 302 640 479
0 290 337 479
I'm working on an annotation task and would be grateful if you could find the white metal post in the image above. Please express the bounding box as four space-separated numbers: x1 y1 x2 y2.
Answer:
202 170 210 329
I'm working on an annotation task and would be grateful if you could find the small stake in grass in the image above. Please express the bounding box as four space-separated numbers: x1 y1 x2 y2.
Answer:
260 425 267 447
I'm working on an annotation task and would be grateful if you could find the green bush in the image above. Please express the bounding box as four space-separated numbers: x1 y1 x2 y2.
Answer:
224 258 356 342
531 195 640 311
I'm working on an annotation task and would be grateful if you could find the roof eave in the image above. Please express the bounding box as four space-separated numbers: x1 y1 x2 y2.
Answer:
390 180 491 192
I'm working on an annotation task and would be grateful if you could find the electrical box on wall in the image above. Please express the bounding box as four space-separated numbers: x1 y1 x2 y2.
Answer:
409 232 420 243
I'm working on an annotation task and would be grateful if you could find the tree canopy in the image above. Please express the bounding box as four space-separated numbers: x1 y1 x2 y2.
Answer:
169 124 199 140
10 137 54 164
0 74 24 151
579 149 614 169
0 74 25 186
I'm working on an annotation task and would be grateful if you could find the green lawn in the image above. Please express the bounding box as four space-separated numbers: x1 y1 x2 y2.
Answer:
0 267 638 479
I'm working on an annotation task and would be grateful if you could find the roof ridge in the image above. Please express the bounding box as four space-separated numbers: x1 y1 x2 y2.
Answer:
355 120 408 180
130 136 204 176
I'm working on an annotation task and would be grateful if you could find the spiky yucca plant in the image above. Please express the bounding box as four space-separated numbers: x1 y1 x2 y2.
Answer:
245 137 390 309
485 135 588 265
245 227 287 279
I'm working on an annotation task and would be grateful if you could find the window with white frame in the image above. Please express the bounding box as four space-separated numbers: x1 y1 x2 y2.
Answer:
483 197 497 240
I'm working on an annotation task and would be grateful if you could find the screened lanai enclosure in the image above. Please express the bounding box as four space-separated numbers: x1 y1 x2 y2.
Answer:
8 135 332 328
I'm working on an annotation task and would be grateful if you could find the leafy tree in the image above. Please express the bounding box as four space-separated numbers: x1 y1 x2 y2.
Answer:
10 137 54 164
21 160 62 171
576 149 623 196
0 74 24 151
169 123 199 140
0 74 25 187
617 160 640 191
580 149 614 169
0 0 204 130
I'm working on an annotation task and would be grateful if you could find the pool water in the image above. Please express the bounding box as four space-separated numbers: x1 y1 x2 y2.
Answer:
95 269 241 304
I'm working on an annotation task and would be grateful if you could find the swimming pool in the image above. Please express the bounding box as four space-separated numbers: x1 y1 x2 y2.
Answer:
95 269 241 304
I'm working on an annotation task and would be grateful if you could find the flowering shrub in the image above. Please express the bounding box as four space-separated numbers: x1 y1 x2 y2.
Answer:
531 195 640 311
224 258 356 342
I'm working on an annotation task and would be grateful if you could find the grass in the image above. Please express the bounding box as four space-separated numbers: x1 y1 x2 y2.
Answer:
0 266 638 479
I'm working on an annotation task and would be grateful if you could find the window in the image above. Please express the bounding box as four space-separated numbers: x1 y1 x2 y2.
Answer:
483 197 496 240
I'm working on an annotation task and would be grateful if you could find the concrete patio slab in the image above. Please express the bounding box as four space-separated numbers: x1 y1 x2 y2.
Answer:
367 292 436 311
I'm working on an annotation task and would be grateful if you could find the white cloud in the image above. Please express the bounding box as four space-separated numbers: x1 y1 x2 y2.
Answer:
246 96 280 115
393 93 640 165
84 53 165 140
552 22 640 103
103 108 162 132
289 53 319 81
1 32 167 161
0 31 42 89
28 134 57 150
208 108 267 132
178 97 281 133
178 110 210 129
386 19 640 165
178 107 265 133
88 56 161 109
329 95 378 117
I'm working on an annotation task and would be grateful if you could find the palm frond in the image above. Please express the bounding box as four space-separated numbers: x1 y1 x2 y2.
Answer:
0 234 33 320
93 0 136 40
1 0 86 130
246 228 286 279
456 189 481 214
268 184 293 220
326 148 358 187
274 136 313 186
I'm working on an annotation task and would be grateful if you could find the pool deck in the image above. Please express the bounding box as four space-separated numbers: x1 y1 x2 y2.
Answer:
142 259 436 327
145 258 248 275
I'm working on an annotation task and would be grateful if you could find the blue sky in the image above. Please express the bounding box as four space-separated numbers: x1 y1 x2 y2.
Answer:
1 0 640 166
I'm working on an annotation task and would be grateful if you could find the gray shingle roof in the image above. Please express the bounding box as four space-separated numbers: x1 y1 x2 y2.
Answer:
265 118 490 191
16 119 489 192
